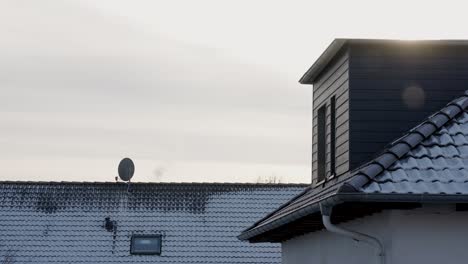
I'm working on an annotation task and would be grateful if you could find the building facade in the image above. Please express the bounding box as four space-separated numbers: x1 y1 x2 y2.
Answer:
240 39 468 264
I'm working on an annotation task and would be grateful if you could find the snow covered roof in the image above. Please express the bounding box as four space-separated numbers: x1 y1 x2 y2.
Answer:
0 181 306 263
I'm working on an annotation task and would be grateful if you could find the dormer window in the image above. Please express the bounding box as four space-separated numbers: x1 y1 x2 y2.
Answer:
317 104 327 182
330 96 336 177
317 96 337 184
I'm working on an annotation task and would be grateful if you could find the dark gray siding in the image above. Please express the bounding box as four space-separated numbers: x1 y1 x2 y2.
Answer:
348 43 468 169
312 48 350 184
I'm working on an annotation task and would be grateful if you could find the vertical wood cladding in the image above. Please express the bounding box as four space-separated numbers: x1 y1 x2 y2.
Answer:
311 49 350 185
348 43 468 169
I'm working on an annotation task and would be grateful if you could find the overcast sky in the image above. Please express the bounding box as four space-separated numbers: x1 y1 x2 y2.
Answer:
1 0 468 183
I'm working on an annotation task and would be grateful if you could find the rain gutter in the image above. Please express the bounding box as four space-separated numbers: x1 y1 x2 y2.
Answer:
238 192 468 241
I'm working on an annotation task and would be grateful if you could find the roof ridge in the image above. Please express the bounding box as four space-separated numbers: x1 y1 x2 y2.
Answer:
0 180 308 187
339 90 468 193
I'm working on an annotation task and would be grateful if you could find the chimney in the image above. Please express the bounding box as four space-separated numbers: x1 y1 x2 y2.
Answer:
301 39 468 185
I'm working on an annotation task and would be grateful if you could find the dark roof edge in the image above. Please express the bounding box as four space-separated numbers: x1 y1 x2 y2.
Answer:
243 186 313 230
339 193 468 203
299 39 346 84
238 191 468 242
0 180 308 187
340 91 468 193
238 195 325 241
299 38 468 84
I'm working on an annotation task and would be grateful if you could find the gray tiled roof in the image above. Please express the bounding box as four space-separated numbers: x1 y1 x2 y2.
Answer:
0 181 305 263
239 91 468 242
363 110 468 194
343 91 468 194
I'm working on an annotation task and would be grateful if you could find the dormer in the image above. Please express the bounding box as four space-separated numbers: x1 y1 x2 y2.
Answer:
302 39 468 185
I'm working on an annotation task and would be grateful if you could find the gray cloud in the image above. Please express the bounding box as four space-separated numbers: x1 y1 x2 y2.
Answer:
0 0 311 183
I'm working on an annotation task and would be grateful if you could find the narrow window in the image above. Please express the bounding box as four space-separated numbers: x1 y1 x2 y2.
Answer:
131 235 162 255
317 104 327 182
330 96 336 177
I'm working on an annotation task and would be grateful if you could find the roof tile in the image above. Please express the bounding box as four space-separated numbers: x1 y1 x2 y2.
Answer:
361 109 468 194
415 123 437 138
0 182 305 263
389 143 412 158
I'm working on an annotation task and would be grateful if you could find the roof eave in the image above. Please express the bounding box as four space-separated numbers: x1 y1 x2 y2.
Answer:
239 192 468 242
238 191 344 242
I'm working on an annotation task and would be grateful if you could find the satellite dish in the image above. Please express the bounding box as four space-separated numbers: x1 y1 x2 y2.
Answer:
118 158 135 182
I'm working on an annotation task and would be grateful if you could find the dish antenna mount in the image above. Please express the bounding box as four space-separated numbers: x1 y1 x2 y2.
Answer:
118 158 134 182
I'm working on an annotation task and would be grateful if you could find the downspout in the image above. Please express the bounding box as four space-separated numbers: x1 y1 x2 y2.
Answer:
320 203 385 264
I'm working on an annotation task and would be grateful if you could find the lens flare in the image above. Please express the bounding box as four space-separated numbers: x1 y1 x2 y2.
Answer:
402 85 426 110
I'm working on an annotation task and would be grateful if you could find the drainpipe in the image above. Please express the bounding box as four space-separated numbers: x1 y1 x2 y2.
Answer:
320 203 385 264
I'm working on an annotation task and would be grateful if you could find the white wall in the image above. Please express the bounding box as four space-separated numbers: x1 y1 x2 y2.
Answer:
282 205 468 264
390 205 468 264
